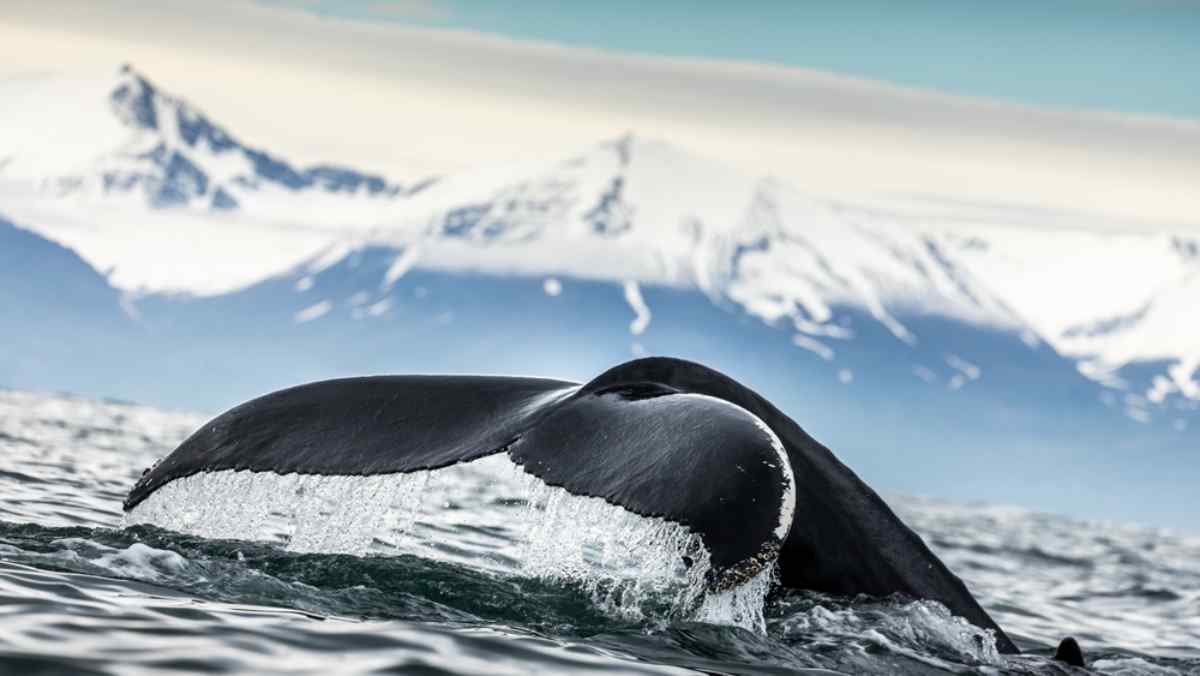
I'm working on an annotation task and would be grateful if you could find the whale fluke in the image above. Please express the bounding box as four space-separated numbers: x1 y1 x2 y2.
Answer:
125 356 1017 653
125 368 794 585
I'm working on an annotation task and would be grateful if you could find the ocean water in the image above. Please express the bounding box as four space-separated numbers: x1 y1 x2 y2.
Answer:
0 389 1197 675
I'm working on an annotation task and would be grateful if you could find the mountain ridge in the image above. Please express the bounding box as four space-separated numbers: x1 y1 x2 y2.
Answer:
0 65 409 212
0 66 1197 425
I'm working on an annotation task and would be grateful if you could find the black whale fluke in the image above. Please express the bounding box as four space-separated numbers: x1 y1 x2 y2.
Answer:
124 357 1019 654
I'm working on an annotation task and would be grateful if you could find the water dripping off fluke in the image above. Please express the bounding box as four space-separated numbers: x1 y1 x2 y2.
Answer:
125 453 774 631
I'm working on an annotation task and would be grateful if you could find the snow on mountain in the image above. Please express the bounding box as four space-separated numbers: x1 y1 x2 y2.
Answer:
0 196 339 295
1 67 1196 417
292 134 1200 415
0 65 410 215
0 65 423 293
924 224 1200 403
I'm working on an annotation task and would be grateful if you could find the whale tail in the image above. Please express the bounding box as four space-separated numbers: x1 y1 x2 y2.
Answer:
124 356 1020 654
124 367 796 589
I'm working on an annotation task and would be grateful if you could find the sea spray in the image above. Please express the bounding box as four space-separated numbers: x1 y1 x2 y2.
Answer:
126 453 773 631
516 468 711 622
696 563 777 634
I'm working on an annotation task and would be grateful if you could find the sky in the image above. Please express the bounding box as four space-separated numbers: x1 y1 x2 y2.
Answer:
0 0 1197 228
273 0 1200 119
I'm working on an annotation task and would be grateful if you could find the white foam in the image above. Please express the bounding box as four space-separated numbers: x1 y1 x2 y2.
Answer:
1091 656 1182 675
46 538 188 582
775 597 1002 668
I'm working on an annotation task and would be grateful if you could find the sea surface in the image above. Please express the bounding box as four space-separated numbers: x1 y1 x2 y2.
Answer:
0 389 1197 675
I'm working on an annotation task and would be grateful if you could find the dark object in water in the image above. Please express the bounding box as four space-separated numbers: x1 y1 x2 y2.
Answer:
1054 637 1086 667
124 356 1020 654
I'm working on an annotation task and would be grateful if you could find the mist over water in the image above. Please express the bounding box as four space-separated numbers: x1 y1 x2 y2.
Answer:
1 389 1197 674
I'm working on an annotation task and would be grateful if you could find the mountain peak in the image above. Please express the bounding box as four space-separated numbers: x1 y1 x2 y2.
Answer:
109 65 241 153
110 64 161 131
0 64 409 211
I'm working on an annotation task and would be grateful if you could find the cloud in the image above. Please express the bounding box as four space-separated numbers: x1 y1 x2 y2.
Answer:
269 0 453 22
0 0 1196 229
365 0 452 21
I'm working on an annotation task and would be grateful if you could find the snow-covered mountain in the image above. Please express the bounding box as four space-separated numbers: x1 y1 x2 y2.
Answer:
268 133 1198 424
0 65 411 213
1 66 1197 429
